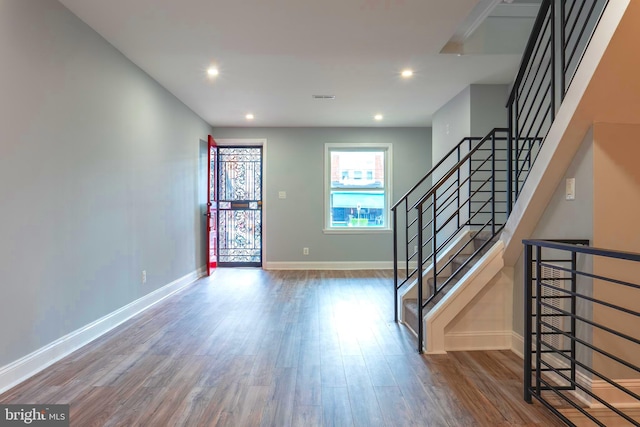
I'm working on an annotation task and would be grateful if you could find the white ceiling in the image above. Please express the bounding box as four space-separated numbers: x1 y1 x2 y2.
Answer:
57 0 537 127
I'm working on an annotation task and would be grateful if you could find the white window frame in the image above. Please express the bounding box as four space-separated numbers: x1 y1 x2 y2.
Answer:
323 142 393 234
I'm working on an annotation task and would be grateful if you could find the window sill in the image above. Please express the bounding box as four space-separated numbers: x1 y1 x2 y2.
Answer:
323 227 392 235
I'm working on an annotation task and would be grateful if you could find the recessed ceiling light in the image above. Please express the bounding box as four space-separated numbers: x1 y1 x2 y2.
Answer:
246 113 254 120
401 69 414 78
207 67 219 77
374 114 383 121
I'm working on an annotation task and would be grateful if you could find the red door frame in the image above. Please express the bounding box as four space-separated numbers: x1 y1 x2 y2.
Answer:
207 135 218 275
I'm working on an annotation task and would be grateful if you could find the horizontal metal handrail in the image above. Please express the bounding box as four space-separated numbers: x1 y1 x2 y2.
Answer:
524 238 640 426
523 239 640 262
507 0 552 106
410 126 508 352
413 128 508 210
391 136 481 211
394 0 607 364
427 223 505 307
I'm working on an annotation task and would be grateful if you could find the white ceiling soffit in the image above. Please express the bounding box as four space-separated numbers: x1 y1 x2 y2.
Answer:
442 0 542 54
57 0 534 127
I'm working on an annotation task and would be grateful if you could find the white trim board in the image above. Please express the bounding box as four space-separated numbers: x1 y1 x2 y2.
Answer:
512 331 525 359
264 261 394 270
425 240 505 354
591 379 640 409
0 267 205 395
397 229 475 323
444 331 512 351
562 407 640 426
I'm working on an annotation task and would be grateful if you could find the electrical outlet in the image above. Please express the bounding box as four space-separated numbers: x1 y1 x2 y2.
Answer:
142 270 147 284
303 247 309 255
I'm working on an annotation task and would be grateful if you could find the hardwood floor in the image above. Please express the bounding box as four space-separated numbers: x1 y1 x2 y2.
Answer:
0 269 564 426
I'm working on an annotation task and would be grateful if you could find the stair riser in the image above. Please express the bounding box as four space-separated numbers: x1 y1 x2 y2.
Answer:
401 235 499 344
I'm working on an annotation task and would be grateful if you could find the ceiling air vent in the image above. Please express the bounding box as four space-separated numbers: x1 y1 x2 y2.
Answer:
312 95 336 100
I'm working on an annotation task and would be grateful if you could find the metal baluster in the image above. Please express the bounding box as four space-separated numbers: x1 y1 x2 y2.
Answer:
417 203 424 354
524 243 533 403
393 206 398 322
535 246 543 396
491 131 496 236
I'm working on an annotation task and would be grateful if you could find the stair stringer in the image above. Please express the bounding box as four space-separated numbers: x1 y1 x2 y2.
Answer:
424 240 505 354
398 228 475 325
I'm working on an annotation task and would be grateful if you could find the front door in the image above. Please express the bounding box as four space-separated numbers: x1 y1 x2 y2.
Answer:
206 136 218 276
217 146 263 267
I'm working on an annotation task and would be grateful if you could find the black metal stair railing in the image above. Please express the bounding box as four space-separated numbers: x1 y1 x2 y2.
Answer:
413 128 508 352
507 0 609 212
391 135 482 322
392 0 610 356
524 240 640 426
392 128 509 352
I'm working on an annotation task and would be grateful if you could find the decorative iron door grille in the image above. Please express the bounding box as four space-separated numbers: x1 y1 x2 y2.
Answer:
217 147 262 267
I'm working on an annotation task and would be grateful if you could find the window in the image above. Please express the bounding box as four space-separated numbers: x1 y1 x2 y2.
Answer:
324 143 392 232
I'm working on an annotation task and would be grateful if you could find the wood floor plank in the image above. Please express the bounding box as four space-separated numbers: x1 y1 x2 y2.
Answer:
162 386 219 427
219 385 270 427
347 383 385 427
320 353 347 388
322 386 354 427
294 362 322 406
0 269 566 427
259 367 297 427
373 385 416 427
363 354 397 387
292 405 323 427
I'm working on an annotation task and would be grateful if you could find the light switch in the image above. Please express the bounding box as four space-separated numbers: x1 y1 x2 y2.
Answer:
566 178 575 200
278 191 287 199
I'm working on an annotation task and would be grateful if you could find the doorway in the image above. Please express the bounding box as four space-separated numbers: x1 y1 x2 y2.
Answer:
216 146 263 267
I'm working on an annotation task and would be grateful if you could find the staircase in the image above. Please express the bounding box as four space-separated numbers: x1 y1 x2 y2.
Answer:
402 230 494 337
392 0 610 354
392 128 509 352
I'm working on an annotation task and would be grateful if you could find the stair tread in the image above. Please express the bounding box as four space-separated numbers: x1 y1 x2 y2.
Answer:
401 235 500 339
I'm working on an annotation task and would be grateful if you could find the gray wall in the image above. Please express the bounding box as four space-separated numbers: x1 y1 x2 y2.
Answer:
431 84 508 238
470 85 509 136
432 87 471 168
512 128 594 336
212 127 431 264
464 16 536 55
0 0 212 366
432 84 508 164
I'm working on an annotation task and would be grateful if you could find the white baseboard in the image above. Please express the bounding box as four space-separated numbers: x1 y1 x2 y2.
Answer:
425 241 505 354
444 330 512 351
264 261 394 270
511 331 525 358
562 407 640 426
0 267 205 395
591 379 640 409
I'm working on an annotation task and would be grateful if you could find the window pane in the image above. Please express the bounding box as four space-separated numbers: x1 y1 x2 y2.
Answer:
330 190 384 227
326 145 390 230
331 151 384 189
